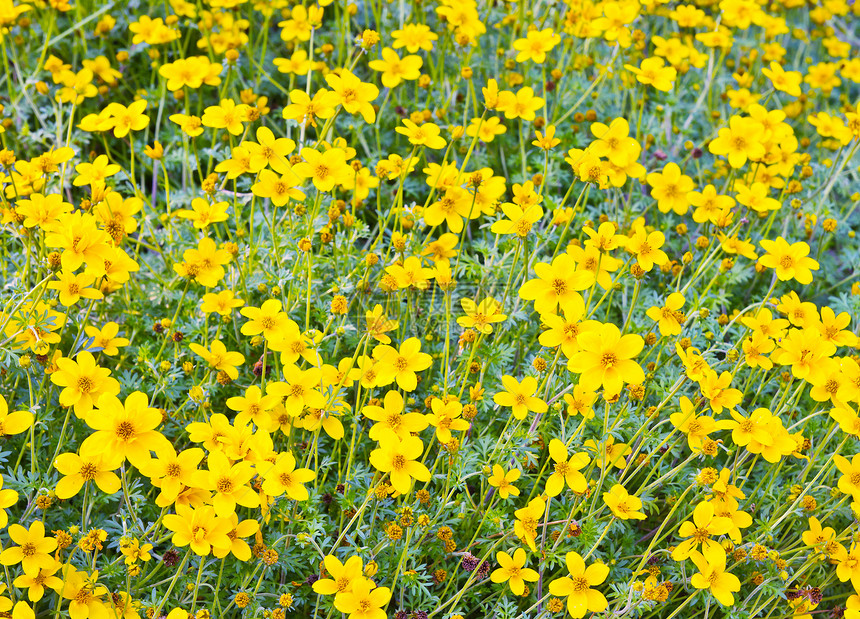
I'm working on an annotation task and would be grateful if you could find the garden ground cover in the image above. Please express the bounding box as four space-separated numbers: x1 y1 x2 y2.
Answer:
1 0 860 617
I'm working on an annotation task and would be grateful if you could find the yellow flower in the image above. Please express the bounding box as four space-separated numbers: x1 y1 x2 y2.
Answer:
313 555 367 596
53 443 122 499
0 521 57 574
365 305 399 344
757 237 819 284
371 337 433 391
200 290 244 316
80 391 172 468
13 562 62 602
802 517 835 549
138 445 204 508
708 115 766 168
519 254 591 315
424 186 475 232
15 193 72 229
493 375 547 420
163 504 232 556
84 322 129 356
391 23 438 52
44 211 111 273
268 366 327 415
563 384 597 419
646 162 695 215
548 552 609 617
240 298 291 340
670 396 719 452
482 78 500 109
50 351 120 417
395 119 447 149
0 476 18 530
293 147 352 192
175 198 230 229
490 201 543 237
466 116 506 142
245 126 296 172
58 568 111 619
362 390 429 441
260 451 315 500
0 395 33 438
698 370 742 414
487 464 521 499
188 340 245 380
383 256 436 291
672 501 733 560
645 292 686 337
497 86 545 121
325 69 379 124
333 580 390 619
368 47 423 88
159 56 222 91
194 450 259 516
103 99 150 138
690 185 736 225
603 484 646 520
585 436 632 470
457 297 507 334
169 113 204 137
690 546 741 606
567 323 645 397
545 439 590 496
201 98 250 135
369 430 431 495
491 548 539 595
426 398 470 444
172 237 232 287
513 497 545 551
73 154 120 187
512 27 560 64
625 228 668 272
624 56 677 91
834 455 860 500
282 88 338 128
588 118 639 166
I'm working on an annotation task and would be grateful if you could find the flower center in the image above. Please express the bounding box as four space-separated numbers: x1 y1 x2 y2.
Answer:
77 376 94 394
115 421 136 441
692 527 710 543
515 219 532 236
80 462 98 481
571 575 590 592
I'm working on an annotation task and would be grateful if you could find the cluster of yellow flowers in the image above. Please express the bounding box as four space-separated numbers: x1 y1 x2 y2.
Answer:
0 0 859 617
